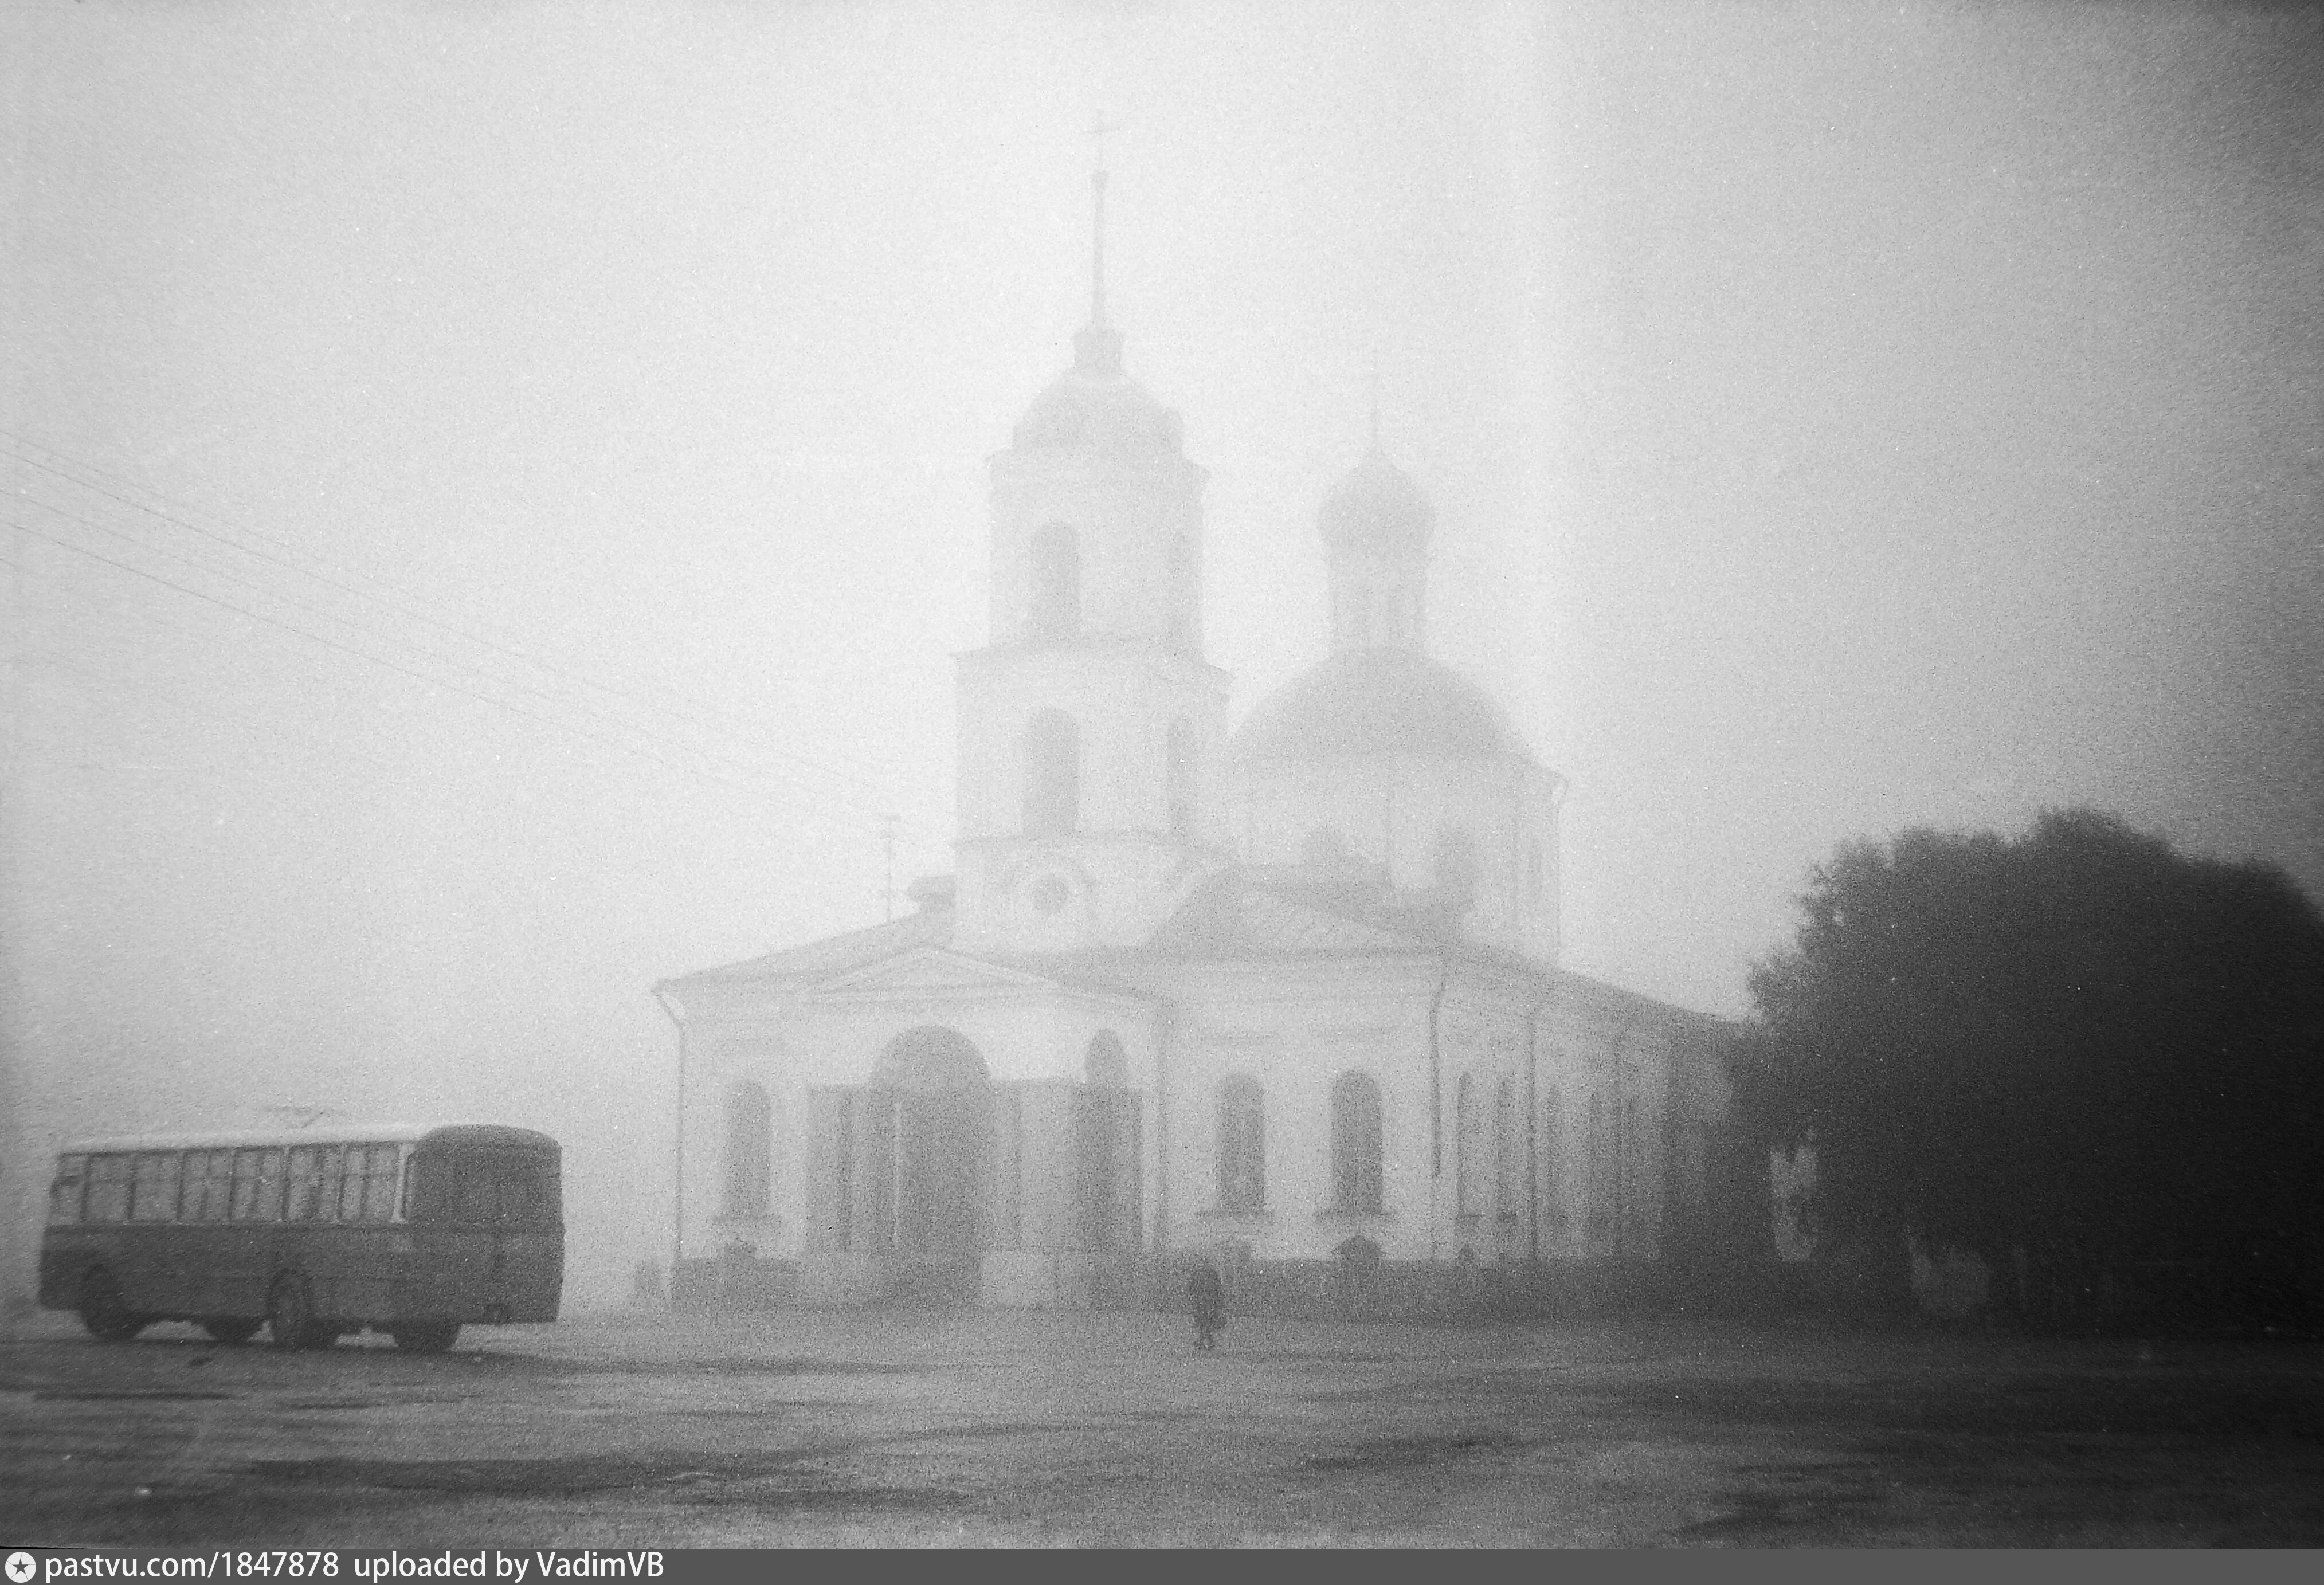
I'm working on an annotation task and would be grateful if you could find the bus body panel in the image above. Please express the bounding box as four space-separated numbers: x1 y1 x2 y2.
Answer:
38 1125 562 1334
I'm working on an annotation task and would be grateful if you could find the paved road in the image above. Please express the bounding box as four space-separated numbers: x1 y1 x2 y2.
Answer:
3 1307 2320 1547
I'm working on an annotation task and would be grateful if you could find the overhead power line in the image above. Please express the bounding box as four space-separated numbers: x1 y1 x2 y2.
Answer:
3 430 940 819
7 517 951 843
10 488 945 835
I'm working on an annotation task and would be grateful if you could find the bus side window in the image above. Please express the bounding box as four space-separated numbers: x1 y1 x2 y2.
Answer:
287 1147 324 1222
210 1149 239 1219
131 1152 182 1223
358 1145 399 1222
232 1148 283 1222
86 1156 132 1223
338 1146 369 1222
185 1150 233 1222
48 1155 87 1225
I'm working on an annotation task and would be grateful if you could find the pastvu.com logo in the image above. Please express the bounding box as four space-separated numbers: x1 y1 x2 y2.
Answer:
7 1551 39 1584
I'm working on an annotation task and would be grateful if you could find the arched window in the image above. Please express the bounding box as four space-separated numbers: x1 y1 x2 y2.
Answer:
723 1081 772 1219
1540 1084 1564 1227
1166 717 1196 841
1331 1071 1383 1213
1084 1030 1127 1089
1022 709 1079 837
1216 1076 1265 1215
1586 1090 1613 1240
1455 1072 1483 1216
1494 1076 1519 1217
1434 823 1479 916
1029 523 1081 640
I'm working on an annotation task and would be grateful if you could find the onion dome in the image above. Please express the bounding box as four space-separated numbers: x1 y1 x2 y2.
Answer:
1011 147 1185 455
1318 449 1433 552
1012 362 1186 454
1229 648 1531 764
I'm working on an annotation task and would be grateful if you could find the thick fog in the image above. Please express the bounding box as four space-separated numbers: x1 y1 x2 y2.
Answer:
4 0 2318 1311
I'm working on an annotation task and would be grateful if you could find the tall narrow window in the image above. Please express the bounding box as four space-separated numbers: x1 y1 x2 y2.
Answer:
1587 1090 1613 1240
1331 1071 1384 1213
1166 717 1196 841
1029 523 1080 640
1540 1084 1564 1227
724 1081 773 1219
1216 1076 1265 1214
1434 824 1479 916
1084 1030 1128 1089
1494 1077 1519 1217
1023 709 1080 837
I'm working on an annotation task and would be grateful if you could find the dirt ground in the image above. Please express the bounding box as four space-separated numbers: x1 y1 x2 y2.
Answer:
3 1305 2319 1548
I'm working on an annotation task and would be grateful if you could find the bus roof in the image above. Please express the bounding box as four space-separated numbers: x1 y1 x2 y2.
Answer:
57 1123 558 1156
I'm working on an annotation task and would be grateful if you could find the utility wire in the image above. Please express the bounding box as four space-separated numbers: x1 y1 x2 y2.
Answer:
8 516 942 842
3 432 934 804
11 487 945 834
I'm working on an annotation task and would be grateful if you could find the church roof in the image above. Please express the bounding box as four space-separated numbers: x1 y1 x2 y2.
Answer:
1142 869 1428 959
659 870 1732 1038
1229 646 1533 764
659 908 952 991
1011 363 1185 454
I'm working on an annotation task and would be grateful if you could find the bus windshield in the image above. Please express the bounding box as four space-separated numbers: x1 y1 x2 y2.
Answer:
409 1150 559 1229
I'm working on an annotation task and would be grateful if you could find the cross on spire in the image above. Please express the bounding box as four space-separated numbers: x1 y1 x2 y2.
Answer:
1073 112 1127 374
1085 112 1122 329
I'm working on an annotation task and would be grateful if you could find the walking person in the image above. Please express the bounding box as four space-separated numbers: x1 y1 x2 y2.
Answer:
1188 1257 1226 1352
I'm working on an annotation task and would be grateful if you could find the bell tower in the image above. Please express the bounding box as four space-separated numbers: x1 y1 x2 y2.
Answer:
952 136 1232 953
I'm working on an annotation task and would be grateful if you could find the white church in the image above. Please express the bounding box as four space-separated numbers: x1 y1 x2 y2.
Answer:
655 171 1747 1316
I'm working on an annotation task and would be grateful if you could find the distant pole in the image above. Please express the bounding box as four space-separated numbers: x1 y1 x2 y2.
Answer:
653 988 686 1308
1 498 28 1327
881 814 900 921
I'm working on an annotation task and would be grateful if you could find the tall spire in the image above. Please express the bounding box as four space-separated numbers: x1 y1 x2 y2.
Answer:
1073 112 1125 376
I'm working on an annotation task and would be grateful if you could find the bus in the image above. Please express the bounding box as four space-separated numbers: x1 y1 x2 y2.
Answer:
38 1123 562 1353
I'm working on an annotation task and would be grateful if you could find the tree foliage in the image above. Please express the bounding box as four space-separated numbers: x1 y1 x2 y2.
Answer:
1742 809 2324 1328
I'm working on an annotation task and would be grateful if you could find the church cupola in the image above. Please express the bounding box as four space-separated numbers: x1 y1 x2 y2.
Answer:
1225 434 1563 966
951 140 1232 954
1320 446 1434 654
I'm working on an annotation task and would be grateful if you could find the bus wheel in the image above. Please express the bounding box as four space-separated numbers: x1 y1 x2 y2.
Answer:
267 1274 323 1352
202 1317 262 1345
77 1269 146 1343
391 1320 461 1354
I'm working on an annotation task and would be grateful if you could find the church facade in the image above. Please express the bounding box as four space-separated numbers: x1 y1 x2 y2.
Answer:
655 181 1743 1314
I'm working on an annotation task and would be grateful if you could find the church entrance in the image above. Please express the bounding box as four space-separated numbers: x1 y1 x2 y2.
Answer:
869 1026 991 1303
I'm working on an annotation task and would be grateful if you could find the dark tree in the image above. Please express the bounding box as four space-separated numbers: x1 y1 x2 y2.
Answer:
1742 809 2324 1331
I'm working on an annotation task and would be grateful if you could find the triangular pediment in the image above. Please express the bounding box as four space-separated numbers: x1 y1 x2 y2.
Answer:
806 945 1065 999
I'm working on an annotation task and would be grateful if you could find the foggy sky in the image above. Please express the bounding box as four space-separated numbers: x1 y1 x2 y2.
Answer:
5 0 2318 1305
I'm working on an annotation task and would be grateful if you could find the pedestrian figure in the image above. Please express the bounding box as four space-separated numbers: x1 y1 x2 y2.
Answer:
1189 1259 1226 1352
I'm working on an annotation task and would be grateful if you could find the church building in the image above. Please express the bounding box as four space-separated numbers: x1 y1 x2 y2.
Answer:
654 167 1743 1314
